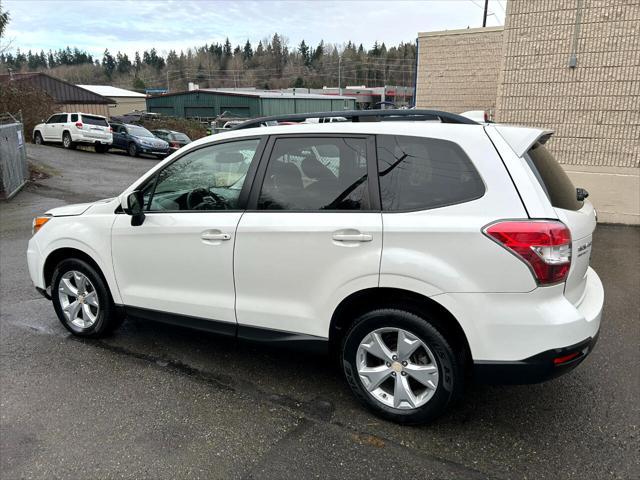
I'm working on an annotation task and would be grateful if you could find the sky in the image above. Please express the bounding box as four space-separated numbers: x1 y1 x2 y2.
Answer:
3 0 506 57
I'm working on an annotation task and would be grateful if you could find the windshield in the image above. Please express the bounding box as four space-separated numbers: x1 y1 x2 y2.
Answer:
127 126 154 138
171 133 191 142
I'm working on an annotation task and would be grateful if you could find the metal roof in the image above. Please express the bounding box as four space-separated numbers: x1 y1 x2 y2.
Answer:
150 88 353 101
77 85 147 98
203 88 354 100
0 72 113 104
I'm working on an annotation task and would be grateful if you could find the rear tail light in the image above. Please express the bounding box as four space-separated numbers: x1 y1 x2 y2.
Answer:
484 220 572 286
75 122 83 128
170 142 180 148
109 126 113 133
553 351 582 365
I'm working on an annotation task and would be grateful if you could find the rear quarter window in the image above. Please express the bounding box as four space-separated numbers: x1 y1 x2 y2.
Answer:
525 142 582 211
377 135 485 211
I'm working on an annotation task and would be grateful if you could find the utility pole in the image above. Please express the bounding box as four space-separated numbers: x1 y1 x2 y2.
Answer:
338 55 342 95
482 0 489 27
166 69 170 93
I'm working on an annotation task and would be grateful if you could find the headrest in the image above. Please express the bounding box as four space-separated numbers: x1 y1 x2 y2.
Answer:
301 155 335 181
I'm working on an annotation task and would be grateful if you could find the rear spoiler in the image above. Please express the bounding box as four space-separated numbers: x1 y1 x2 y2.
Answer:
490 125 554 157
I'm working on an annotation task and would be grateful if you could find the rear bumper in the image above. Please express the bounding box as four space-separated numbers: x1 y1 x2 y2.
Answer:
473 333 599 384
435 267 603 360
71 133 112 145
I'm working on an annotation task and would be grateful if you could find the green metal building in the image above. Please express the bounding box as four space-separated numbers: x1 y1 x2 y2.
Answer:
146 89 356 120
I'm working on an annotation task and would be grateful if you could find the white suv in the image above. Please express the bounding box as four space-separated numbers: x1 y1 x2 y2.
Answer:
33 112 113 152
27 110 603 424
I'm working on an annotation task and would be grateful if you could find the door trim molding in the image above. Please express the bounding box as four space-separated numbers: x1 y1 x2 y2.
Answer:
123 305 328 354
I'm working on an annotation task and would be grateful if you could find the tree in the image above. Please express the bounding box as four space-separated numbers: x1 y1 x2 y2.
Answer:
132 76 145 90
243 40 253 61
312 40 324 64
134 51 142 72
102 49 116 78
116 52 131 74
0 1 10 54
223 38 232 58
292 76 304 88
298 40 310 67
0 2 8 38
47 50 56 68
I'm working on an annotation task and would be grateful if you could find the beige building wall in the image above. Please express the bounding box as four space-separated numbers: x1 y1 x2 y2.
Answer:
495 0 640 224
415 27 504 113
108 97 147 117
58 103 110 117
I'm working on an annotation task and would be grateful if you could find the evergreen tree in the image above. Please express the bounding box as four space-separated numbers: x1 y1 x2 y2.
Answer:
243 40 253 60
298 40 310 67
102 49 116 78
116 52 132 74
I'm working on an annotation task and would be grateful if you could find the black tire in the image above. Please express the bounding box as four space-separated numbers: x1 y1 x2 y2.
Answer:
94 144 108 153
34 131 44 145
51 258 124 338
341 308 464 425
127 142 138 157
62 132 76 150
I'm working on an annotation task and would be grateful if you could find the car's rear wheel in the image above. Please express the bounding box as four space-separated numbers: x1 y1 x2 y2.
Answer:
341 308 463 425
34 132 44 145
127 143 138 157
62 132 75 149
51 258 124 337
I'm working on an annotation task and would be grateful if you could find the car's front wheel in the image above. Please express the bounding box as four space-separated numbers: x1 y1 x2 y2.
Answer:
341 309 463 424
127 143 138 157
51 258 124 337
34 131 44 145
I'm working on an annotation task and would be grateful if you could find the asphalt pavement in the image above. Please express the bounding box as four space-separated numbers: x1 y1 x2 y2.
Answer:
1 144 638 479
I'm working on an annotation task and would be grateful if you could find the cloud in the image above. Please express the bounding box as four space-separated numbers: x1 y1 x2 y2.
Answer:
4 0 506 57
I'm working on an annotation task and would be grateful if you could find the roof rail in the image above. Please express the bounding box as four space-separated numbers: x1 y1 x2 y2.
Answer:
229 109 478 131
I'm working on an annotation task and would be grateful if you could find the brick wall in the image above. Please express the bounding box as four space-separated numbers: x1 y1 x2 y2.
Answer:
495 0 640 171
415 27 504 113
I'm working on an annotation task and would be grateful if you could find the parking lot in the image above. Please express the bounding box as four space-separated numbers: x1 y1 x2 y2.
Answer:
1 144 638 479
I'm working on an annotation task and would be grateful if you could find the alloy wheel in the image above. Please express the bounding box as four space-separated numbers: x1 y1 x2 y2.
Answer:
356 327 439 409
63 134 71 148
57 270 100 329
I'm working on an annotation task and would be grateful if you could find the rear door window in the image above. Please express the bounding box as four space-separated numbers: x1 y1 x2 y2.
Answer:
81 115 109 127
70 114 78 122
525 142 582 211
376 135 485 211
257 137 370 211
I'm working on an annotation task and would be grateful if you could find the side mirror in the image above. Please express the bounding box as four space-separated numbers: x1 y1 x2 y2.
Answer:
124 190 145 226
576 187 589 201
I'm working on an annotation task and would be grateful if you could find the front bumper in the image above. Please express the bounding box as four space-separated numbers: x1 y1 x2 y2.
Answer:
138 144 169 155
473 333 599 384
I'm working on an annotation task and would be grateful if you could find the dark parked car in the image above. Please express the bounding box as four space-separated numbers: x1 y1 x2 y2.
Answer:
151 129 192 153
109 123 170 158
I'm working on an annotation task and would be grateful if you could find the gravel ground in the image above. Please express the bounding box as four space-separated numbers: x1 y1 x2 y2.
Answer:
1 144 638 479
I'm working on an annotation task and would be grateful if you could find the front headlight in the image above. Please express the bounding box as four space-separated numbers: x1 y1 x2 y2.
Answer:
32 216 51 235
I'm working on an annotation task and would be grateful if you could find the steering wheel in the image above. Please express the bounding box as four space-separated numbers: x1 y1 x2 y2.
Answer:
186 188 230 210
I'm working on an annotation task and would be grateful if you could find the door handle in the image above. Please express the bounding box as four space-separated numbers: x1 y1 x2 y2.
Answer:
332 233 373 242
201 232 231 241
